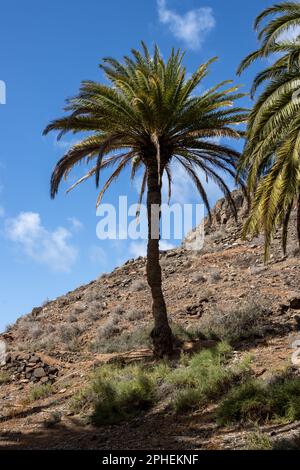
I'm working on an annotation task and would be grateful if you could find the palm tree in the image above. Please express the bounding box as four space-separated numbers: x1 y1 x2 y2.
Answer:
238 2 300 259
44 43 247 357
238 1 300 77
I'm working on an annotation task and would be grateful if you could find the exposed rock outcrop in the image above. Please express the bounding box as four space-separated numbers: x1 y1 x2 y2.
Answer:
1 353 59 384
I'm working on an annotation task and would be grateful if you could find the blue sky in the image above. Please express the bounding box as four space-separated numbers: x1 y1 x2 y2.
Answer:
0 0 279 331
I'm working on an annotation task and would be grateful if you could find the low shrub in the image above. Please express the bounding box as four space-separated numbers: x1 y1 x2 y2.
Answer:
5 323 13 333
131 280 147 292
209 270 222 282
124 309 145 322
95 314 121 341
35 334 56 352
72 302 87 314
0 371 10 385
84 301 102 321
91 322 210 354
91 325 152 353
59 324 81 343
293 247 300 257
233 253 258 269
112 306 124 316
217 373 300 425
70 364 155 425
190 272 207 284
71 343 252 425
19 319 44 340
245 431 272 450
27 383 54 402
170 322 200 343
198 300 268 345
169 343 251 412
68 313 78 323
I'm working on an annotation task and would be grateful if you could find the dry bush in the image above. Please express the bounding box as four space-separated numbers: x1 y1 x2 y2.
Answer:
31 325 44 340
0 371 10 384
124 309 145 322
84 288 103 303
68 313 78 323
95 314 121 341
131 279 147 292
43 411 62 429
198 300 269 345
233 253 258 269
71 302 87 314
293 248 300 257
209 270 222 282
84 301 102 321
90 325 151 353
59 324 81 343
209 230 226 242
5 323 13 333
112 306 124 316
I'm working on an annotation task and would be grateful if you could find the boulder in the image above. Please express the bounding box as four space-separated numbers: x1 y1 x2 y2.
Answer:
33 367 46 378
289 297 300 310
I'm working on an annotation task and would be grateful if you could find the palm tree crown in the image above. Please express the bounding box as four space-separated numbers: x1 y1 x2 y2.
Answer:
238 2 300 259
44 43 247 356
44 43 247 214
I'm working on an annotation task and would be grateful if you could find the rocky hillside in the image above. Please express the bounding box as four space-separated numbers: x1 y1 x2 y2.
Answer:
1 190 300 450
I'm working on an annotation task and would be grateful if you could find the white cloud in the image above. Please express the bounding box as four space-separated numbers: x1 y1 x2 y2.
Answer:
162 162 199 204
129 241 147 258
5 212 78 272
89 245 107 265
129 240 175 258
68 217 83 232
160 240 175 251
134 160 222 207
157 0 215 50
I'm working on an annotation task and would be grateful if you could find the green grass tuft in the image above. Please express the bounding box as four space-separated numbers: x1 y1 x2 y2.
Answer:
70 363 156 425
27 383 54 402
70 343 252 425
0 371 11 385
245 431 272 450
169 343 251 412
217 374 300 425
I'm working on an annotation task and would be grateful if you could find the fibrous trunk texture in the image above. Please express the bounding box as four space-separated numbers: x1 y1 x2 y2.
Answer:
146 164 173 357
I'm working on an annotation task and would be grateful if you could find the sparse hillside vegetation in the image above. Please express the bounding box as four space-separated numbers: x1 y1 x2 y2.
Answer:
217 372 300 425
197 300 269 346
70 342 251 425
1 190 300 449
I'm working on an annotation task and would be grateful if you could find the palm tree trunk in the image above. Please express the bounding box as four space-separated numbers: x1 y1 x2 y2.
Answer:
146 165 173 357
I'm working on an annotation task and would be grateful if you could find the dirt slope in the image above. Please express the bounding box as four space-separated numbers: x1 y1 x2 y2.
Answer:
0 191 300 450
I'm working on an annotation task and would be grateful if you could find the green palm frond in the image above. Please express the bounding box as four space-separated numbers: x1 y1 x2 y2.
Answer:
238 2 300 258
45 42 247 225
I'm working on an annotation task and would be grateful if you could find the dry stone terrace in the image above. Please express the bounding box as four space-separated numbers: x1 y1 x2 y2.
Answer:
1 353 59 384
